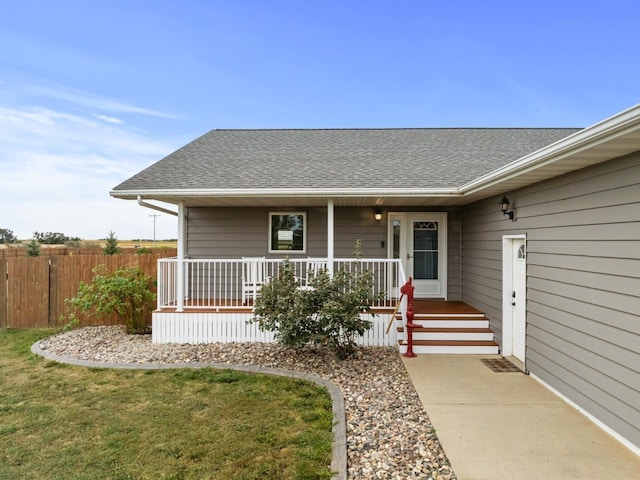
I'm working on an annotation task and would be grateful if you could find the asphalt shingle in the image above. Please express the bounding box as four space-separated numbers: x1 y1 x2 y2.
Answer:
113 128 582 192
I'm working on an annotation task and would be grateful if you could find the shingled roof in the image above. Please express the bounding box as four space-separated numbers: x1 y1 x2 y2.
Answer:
112 128 581 192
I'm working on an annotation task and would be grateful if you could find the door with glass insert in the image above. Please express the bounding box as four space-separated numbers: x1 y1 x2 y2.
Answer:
407 213 447 297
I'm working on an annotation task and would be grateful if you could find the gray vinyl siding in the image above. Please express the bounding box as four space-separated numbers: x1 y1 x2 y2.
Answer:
185 207 385 259
461 152 640 449
446 210 463 300
185 206 462 300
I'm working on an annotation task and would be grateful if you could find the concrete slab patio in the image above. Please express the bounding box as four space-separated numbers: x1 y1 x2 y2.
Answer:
402 354 640 480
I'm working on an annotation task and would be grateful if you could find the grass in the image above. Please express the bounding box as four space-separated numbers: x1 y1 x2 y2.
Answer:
0 329 333 480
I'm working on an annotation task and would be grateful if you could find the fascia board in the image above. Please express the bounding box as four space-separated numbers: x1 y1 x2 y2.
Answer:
110 187 462 199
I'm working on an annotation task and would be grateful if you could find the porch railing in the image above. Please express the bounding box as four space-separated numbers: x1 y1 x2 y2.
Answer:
157 257 406 310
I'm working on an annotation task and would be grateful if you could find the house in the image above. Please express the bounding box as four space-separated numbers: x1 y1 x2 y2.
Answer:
111 104 640 454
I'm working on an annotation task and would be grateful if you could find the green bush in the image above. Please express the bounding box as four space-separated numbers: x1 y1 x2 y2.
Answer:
65 265 155 334
252 253 380 359
25 239 41 257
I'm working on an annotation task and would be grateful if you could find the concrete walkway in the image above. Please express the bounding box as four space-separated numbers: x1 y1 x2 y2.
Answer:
402 354 640 480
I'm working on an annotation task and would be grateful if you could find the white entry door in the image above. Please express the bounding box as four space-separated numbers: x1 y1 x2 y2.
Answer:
390 213 447 298
503 236 527 363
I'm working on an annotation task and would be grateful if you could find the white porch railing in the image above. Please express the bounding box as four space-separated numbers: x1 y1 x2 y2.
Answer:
157 257 406 310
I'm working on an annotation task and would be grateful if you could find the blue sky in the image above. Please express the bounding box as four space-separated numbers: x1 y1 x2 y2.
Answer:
1 0 638 240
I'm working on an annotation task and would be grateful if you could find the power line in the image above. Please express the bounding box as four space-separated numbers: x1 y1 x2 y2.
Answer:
149 214 161 242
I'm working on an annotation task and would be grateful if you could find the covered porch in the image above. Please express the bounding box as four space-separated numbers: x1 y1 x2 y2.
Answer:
141 194 493 350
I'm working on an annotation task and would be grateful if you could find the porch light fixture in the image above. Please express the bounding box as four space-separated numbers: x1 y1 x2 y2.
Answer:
499 196 516 221
374 209 383 221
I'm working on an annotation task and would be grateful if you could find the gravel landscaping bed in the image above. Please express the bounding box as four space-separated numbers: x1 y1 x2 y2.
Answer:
37 326 456 480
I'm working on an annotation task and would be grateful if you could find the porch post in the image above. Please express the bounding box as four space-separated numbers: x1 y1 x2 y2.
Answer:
176 202 185 312
327 199 334 276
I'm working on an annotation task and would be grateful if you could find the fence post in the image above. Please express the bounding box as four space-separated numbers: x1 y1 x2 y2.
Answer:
0 259 7 328
48 256 57 326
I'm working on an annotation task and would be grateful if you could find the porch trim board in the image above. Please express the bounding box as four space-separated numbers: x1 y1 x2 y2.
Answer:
152 311 398 346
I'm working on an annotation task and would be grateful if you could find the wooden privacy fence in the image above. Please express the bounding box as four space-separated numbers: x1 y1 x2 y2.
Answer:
0 252 176 329
0 247 177 258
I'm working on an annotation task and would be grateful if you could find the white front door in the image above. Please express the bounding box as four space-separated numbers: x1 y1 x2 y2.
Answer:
389 213 447 298
503 236 527 363
511 239 527 361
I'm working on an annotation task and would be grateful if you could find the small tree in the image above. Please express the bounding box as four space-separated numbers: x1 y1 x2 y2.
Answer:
65 265 155 334
252 243 381 359
25 239 41 257
103 230 119 255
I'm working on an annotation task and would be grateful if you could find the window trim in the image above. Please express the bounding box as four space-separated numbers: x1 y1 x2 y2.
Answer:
268 212 307 254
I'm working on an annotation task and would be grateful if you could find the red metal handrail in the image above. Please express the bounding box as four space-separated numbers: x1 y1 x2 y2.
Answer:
401 277 418 357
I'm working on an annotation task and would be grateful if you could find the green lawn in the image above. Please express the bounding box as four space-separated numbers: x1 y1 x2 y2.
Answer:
0 329 333 480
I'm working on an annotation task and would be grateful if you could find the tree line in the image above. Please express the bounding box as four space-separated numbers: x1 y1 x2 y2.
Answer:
1 228 80 245
1 228 121 256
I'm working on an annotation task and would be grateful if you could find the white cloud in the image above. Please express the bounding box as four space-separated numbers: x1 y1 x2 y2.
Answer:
0 105 180 240
93 114 123 124
27 84 183 120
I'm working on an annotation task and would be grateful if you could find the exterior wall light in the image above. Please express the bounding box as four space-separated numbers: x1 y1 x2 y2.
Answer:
374 209 383 221
499 196 516 221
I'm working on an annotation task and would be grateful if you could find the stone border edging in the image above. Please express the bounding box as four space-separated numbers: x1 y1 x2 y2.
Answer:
31 342 347 480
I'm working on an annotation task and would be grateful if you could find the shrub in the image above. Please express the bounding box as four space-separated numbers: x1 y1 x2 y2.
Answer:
252 249 381 359
25 239 41 257
65 265 155 334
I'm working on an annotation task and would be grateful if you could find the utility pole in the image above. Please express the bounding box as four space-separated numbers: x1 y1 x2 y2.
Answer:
149 214 161 243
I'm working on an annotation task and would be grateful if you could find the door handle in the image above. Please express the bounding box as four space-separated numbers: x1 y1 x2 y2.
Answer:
407 253 413 260
512 301 516 306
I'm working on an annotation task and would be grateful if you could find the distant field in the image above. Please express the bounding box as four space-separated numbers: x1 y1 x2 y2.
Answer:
106 240 177 249
0 240 177 250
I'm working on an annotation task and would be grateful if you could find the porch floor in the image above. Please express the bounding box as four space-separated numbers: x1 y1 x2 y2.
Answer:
412 299 484 315
157 299 484 315
157 298 400 313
